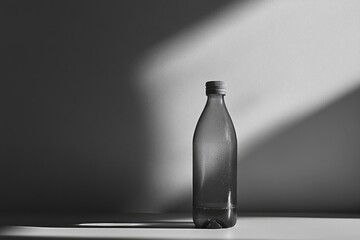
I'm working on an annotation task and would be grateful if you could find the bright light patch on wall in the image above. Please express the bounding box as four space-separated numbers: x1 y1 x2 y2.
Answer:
134 0 360 212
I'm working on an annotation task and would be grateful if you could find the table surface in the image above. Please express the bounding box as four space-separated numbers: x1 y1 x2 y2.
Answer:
1 213 360 239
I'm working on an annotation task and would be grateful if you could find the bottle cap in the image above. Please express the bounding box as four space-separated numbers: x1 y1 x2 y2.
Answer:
206 81 226 95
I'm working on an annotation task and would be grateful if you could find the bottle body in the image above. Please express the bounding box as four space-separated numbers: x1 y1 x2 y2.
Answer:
193 91 237 228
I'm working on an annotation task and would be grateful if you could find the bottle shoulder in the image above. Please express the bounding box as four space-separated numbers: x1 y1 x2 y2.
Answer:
193 103 236 143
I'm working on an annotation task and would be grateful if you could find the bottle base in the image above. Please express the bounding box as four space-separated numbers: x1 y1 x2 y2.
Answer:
193 207 237 228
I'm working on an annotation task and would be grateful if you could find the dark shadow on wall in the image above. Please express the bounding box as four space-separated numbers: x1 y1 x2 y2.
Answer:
166 83 360 215
0 0 236 215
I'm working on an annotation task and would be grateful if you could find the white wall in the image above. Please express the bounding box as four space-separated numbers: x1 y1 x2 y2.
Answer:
1 0 360 215
135 0 360 212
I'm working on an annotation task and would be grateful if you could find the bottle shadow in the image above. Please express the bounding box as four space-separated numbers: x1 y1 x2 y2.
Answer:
0 215 196 240
0 213 195 229
75 221 195 228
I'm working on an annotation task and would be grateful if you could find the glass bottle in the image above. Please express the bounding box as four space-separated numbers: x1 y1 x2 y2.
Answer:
193 81 237 228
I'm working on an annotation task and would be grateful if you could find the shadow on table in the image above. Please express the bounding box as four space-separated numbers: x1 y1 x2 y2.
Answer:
0 213 196 239
0 213 195 227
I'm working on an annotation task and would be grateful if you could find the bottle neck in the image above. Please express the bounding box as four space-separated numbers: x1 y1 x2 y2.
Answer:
206 94 225 106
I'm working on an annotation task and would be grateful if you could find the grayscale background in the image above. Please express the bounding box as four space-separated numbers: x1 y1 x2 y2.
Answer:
1 0 360 216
